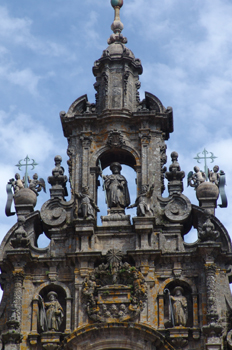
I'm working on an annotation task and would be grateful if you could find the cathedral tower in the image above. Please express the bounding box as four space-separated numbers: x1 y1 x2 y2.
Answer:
0 2 232 350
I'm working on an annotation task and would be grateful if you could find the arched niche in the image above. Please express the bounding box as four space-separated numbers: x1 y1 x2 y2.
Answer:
59 322 174 350
89 145 141 207
98 148 137 170
157 278 198 330
31 281 71 334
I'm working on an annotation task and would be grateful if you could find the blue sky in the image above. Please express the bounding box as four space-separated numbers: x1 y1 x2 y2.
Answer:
1 0 232 251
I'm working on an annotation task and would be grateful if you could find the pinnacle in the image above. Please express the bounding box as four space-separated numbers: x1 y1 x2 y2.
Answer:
108 0 127 45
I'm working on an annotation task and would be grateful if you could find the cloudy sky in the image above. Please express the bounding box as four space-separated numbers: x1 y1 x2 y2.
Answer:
0 0 232 253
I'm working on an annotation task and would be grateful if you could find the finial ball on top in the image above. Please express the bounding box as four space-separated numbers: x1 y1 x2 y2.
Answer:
111 0 123 8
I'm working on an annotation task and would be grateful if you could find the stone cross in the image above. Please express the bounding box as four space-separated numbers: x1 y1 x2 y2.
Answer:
194 149 217 180
15 155 38 188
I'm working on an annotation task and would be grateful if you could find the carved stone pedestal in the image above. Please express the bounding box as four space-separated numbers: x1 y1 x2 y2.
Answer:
203 326 223 350
15 204 35 216
101 208 131 226
75 221 95 251
28 332 39 349
196 182 219 215
133 216 155 249
1 319 23 350
169 327 189 349
41 332 62 350
205 336 222 350
2 331 22 350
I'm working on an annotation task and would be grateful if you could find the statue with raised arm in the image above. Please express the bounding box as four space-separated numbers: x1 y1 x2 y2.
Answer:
103 162 130 209
40 291 64 332
171 286 188 327
13 173 25 193
74 186 100 219
127 184 154 216
187 166 206 189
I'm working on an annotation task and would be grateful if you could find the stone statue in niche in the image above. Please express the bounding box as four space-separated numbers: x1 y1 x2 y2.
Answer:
39 291 64 332
171 287 188 327
127 184 154 216
74 186 100 219
103 162 130 209
187 166 206 189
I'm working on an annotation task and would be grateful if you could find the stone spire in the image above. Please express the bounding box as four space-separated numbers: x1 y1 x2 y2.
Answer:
93 0 143 115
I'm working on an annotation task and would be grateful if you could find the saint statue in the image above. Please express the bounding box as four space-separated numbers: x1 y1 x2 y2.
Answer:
171 286 187 327
39 291 64 332
103 162 130 209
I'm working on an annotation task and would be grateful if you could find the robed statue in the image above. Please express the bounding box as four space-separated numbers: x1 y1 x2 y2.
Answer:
103 162 130 209
39 291 64 332
74 186 100 219
171 286 187 326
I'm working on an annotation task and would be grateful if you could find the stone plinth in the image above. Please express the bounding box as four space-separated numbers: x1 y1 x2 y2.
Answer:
41 332 62 350
196 182 219 215
133 216 155 249
101 208 131 226
98 285 131 304
75 220 95 251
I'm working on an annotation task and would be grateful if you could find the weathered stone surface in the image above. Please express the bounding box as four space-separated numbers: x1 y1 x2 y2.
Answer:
0 2 231 350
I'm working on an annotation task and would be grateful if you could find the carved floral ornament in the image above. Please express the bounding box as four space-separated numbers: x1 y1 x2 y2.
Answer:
82 249 148 322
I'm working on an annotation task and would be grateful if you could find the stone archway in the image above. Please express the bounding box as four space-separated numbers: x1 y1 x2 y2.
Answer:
59 323 175 350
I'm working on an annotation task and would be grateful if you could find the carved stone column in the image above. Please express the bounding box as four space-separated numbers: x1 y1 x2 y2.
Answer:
139 131 151 185
80 134 93 188
28 298 39 348
90 166 99 205
205 263 218 325
65 297 72 333
67 143 76 191
12 271 24 325
157 294 165 329
192 293 199 328
1 270 24 350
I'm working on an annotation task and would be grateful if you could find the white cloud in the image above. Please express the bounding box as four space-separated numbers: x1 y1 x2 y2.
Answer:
0 6 66 57
0 109 56 162
7 68 41 95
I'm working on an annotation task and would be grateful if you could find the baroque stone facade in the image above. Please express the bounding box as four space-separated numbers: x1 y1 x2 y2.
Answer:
1 2 232 350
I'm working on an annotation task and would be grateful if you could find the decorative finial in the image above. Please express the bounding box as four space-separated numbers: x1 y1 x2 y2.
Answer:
108 0 127 45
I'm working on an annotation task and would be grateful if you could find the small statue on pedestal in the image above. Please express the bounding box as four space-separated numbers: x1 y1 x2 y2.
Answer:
39 291 64 332
103 162 130 209
74 186 100 219
171 286 188 327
